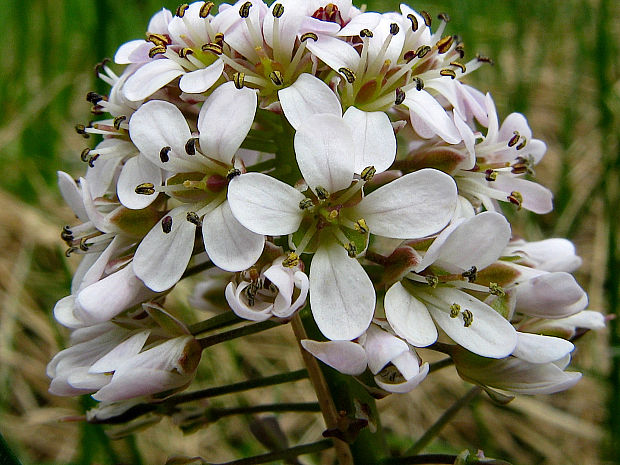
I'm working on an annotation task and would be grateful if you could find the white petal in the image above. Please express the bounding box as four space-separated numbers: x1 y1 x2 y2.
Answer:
75 264 159 324
228 173 306 235
404 89 461 144
179 60 224 93
309 241 375 340
513 332 574 364
53 296 85 329
225 282 273 321
301 340 367 375
492 176 553 214
133 206 196 292
376 361 428 393
418 212 511 272
278 73 342 130
117 155 162 209
123 59 184 101
363 325 409 374
89 331 150 373
295 114 354 194
147 8 173 34
384 282 437 347
423 287 517 358
198 81 257 164
305 35 360 76
337 12 382 36
129 100 198 171
353 169 457 239
202 202 264 272
114 40 151 64
515 272 588 318
93 368 186 402
58 171 88 222
342 107 396 174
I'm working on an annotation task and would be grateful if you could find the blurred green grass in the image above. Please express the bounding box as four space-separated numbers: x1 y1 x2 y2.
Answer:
0 1 618 464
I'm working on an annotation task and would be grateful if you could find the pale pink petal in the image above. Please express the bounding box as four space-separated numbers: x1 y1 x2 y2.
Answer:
89 331 150 373
342 107 396 173
515 272 588 318
123 59 185 102
363 325 409 374
513 332 574 364
225 282 273 321
301 340 367 375
337 12 382 36
58 171 88 222
353 169 457 239
147 8 173 34
198 81 257 164
492 176 553 214
309 242 375 340
114 40 151 64
295 114 354 194
305 35 360 75
117 155 162 209
227 173 306 235
179 60 225 94
93 368 186 402
384 282 437 347
133 205 197 292
278 73 342 130
202 202 264 272
404 89 461 144
376 361 428 393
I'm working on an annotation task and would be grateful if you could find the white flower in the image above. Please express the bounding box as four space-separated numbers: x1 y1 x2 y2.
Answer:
225 255 309 321
229 159 457 340
301 324 428 393
128 82 264 291
384 212 518 358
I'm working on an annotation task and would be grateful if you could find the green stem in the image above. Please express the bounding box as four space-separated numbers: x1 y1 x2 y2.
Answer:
404 386 482 456
188 312 244 336
167 369 308 406
240 137 278 153
0 431 22 465
181 260 217 279
208 402 320 420
428 357 454 373
198 320 280 349
246 158 276 173
207 439 333 465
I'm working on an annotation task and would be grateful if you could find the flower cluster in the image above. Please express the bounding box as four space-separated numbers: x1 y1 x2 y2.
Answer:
50 0 604 409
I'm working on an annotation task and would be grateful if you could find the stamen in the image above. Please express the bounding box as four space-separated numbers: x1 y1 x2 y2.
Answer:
86 91 104 104
439 69 456 79
113 115 126 130
436 35 454 54
74 124 89 138
476 54 494 65
61 226 73 243
455 43 465 58
426 275 438 288
315 186 329 200
508 131 520 147
272 3 284 18
147 33 171 46
178 47 194 58
269 70 284 86
485 169 497 181
344 242 357 258
461 266 477 282
226 168 241 180
161 215 173 234
88 154 99 168
395 87 406 105
135 183 156 195
65 247 78 257
299 198 314 210
462 309 474 327
360 166 376 181
450 303 461 318
507 191 523 209
175 3 189 17
239 1 252 18
282 252 299 268
80 148 91 162
300 32 318 42
149 45 167 58
202 42 223 55
407 14 418 32
438 12 451 22
516 139 527 150
377 363 405 384
389 23 399 35
160 146 172 163
420 10 432 27
233 72 245 89
415 45 431 58
213 33 224 45
338 67 356 83
414 77 424 90
200 1 214 17
354 218 369 234
359 28 373 38
185 137 198 155
450 61 466 73
489 282 505 297
186 211 202 226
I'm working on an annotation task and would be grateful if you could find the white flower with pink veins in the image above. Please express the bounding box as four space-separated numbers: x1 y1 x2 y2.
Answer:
227 101 457 339
127 81 264 292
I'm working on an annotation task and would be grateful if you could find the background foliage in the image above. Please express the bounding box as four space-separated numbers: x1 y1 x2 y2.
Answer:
0 0 618 464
